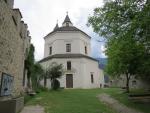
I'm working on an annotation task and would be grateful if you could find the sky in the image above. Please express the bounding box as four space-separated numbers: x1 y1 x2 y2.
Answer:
14 0 106 61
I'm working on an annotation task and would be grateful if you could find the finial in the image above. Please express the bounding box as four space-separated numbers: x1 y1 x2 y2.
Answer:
66 11 68 15
57 19 58 24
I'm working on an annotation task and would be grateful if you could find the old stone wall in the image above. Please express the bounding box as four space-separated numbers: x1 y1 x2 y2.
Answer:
0 0 30 96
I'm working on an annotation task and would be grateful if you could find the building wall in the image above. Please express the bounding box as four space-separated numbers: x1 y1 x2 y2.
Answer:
44 32 91 57
0 0 30 96
40 58 104 89
110 75 150 89
83 58 104 88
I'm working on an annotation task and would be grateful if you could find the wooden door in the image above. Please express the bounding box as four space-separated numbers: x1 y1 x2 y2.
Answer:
66 74 73 88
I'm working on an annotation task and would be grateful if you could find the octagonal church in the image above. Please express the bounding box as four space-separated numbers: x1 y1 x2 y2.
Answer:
39 14 104 88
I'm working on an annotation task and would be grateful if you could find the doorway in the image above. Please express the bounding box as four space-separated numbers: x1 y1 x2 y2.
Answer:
66 74 73 88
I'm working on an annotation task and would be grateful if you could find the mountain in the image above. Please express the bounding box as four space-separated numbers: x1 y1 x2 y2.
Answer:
95 58 107 70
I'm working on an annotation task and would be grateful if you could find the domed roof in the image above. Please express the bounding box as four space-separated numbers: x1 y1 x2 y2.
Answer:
45 14 91 39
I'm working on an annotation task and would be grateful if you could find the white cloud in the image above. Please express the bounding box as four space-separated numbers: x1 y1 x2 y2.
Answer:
14 0 105 60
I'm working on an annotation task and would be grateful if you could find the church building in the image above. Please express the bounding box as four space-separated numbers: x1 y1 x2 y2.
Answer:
39 14 104 88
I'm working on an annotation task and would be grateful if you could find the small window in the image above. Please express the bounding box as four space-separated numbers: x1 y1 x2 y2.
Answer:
67 61 71 70
91 74 94 83
66 44 71 52
85 46 87 54
66 22 69 26
49 46 52 55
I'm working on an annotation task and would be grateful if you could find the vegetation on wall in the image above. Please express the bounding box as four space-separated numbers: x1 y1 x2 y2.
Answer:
25 44 44 91
88 0 150 92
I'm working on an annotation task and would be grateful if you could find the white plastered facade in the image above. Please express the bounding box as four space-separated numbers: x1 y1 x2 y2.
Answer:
39 15 104 89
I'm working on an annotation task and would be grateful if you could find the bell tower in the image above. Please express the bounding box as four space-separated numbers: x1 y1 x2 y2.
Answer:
62 12 73 27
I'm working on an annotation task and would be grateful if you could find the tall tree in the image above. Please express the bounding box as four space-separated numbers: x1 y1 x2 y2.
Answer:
25 44 45 91
88 0 150 92
106 37 145 92
31 63 44 91
25 44 35 89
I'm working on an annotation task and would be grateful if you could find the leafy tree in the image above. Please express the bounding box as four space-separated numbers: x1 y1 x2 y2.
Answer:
88 0 150 44
88 0 150 92
25 44 44 91
43 62 64 90
106 37 145 92
31 63 44 91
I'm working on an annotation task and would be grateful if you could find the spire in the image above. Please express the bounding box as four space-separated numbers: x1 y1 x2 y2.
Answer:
54 20 59 30
62 12 73 26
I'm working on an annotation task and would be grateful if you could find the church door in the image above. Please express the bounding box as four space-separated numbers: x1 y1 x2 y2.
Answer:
66 74 73 88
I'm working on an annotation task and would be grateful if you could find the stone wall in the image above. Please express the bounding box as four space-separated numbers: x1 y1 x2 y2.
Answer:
110 75 150 89
0 0 30 97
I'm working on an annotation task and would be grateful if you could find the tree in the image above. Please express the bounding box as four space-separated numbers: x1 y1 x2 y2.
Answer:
88 0 150 45
25 44 44 91
25 44 35 89
88 0 150 92
106 36 145 92
43 62 64 90
31 63 44 91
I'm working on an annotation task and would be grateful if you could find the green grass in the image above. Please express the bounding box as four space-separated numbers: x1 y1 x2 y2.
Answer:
106 88 150 113
25 89 116 113
25 88 150 113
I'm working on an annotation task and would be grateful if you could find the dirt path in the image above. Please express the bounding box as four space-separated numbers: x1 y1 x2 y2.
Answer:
98 93 143 113
20 105 44 113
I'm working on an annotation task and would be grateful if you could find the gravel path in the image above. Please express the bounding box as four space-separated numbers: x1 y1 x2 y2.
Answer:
20 105 44 113
98 93 143 113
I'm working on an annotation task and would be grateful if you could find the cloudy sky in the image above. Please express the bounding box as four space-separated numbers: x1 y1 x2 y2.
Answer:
14 0 106 60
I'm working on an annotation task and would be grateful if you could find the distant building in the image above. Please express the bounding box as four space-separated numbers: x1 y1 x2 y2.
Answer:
0 0 31 97
39 14 104 88
110 75 150 89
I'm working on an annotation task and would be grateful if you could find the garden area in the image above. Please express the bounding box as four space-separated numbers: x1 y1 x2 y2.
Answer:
24 88 150 113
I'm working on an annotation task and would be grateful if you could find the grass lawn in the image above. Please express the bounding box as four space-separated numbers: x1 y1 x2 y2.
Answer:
104 88 150 113
25 88 150 113
25 89 116 113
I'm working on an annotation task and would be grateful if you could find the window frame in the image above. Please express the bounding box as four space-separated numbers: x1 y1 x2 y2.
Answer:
66 43 71 52
91 74 94 83
49 46 52 55
85 46 87 54
67 61 71 70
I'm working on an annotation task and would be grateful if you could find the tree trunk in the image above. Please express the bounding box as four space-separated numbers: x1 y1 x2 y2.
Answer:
126 73 130 93
27 71 31 89
44 77 47 87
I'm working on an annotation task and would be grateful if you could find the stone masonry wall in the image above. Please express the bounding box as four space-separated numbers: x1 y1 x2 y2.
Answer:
0 0 28 96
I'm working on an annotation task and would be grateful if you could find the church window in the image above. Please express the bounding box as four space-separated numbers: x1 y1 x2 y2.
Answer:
49 46 52 55
66 44 71 52
66 22 69 26
91 74 94 83
85 46 87 54
67 61 71 70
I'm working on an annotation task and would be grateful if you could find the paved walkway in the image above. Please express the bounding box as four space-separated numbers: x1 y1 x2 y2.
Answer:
20 105 44 113
98 93 143 113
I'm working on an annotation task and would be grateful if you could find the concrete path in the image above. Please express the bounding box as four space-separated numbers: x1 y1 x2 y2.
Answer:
20 105 44 113
98 93 143 113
